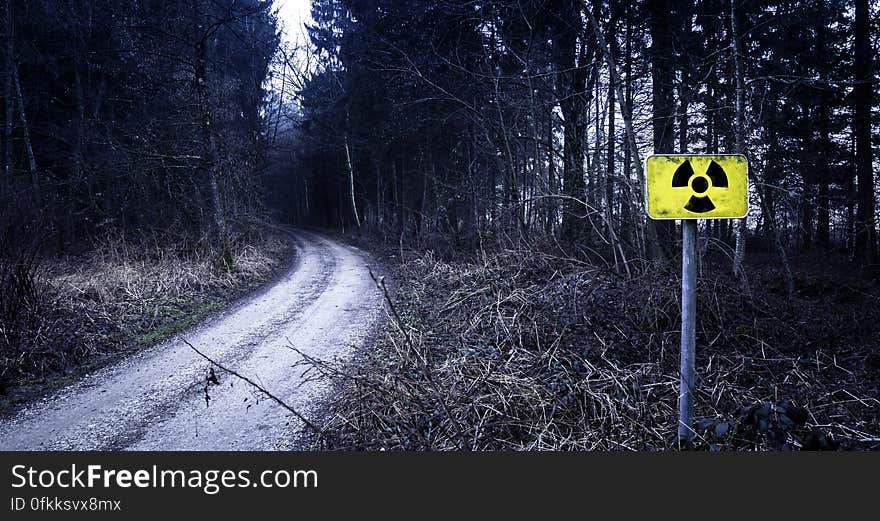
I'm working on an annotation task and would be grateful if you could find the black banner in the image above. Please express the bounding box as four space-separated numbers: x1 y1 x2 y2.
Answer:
1 452 875 518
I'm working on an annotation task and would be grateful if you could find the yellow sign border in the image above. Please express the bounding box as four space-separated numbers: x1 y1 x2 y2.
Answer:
644 154 749 220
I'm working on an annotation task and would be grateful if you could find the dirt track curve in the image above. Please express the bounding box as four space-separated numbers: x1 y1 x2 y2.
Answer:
0 229 384 450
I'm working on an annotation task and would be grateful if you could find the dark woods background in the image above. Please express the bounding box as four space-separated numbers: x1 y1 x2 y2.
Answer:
285 0 878 275
278 0 880 451
1 0 278 249
0 0 280 392
2 0 878 285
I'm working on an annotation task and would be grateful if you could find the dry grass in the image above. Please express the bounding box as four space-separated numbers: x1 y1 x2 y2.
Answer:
313 249 880 451
0 229 290 394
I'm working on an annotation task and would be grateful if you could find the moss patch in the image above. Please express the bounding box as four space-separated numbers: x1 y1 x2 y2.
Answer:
133 297 224 346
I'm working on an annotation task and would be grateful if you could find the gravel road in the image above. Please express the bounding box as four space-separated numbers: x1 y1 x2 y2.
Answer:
0 229 384 450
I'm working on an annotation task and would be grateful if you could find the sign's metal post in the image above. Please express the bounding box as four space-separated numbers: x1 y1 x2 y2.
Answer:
645 154 748 445
679 219 697 444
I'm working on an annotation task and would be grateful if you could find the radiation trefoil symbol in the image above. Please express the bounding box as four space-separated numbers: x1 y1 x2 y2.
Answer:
644 154 748 220
672 160 728 214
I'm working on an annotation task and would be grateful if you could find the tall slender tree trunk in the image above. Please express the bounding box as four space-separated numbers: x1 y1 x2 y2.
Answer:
559 90 586 243
192 2 224 241
392 158 401 237
816 0 831 249
3 0 12 185
272 53 287 146
677 1 693 154
554 0 588 243
605 0 618 245
853 0 876 264
607 56 616 222
761 130 795 299
592 78 601 213
12 63 37 201
545 109 556 236
799 103 814 252
817 177 830 248
374 159 384 227
622 2 634 243
528 64 541 233
647 0 676 261
586 5 647 259
678 85 690 154
71 56 87 245
802 184 814 251
730 0 747 280
344 132 361 230
704 8 719 244
846 160 856 252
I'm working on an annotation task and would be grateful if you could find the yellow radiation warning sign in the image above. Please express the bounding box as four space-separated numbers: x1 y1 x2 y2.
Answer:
645 154 748 220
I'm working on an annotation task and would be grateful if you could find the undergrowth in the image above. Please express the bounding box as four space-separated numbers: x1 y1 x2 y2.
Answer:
314 248 880 451
0 228 289 398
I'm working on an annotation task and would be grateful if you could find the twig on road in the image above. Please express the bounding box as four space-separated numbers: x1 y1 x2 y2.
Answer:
182 338 327 439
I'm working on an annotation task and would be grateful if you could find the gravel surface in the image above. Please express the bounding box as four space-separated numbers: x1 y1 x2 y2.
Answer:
0 229 384 450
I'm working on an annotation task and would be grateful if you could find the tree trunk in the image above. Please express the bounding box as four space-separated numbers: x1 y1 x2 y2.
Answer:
344 132 361 230
607 55 616 222
553 0 589 243
648 0 676 261
12 63 37 201
853 0 876 264
3 0 12 184
592 78 601 213
677 1 693 154
545 109 556 236
800 103 814 252
730 0 747 280
802 184 814 251
816 0 831 249
193 20 224 240
586 5 648 259
758 158 795 299
622 2 634 242
71 56 86 246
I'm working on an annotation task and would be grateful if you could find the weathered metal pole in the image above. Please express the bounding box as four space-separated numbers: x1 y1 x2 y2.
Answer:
679 219 697 444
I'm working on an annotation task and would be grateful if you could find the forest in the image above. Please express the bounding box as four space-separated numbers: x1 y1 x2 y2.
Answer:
0 0 285 396
287 0 880 450
0 0 878 451
287 0 878 274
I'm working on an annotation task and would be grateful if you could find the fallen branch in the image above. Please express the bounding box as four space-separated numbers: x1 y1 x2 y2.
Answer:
368 267 470 450
182 338 327 439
